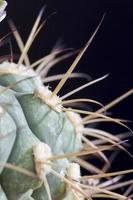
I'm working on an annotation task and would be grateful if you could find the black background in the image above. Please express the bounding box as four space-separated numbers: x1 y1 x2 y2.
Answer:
0 0 133 174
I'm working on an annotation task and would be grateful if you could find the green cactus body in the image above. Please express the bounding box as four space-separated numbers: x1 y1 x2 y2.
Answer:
0 61 83 200
0 62 83 154
0 87 42 198
0 86 69 199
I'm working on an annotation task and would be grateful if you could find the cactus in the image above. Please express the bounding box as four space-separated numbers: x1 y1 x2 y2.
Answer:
0 6 133 200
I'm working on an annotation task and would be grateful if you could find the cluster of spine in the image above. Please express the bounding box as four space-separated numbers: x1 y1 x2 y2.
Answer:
0 6 133 200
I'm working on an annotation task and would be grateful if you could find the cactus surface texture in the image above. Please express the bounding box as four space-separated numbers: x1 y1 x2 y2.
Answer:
0 7 133 200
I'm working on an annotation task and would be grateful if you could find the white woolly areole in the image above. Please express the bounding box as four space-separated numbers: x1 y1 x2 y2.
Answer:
66 111 84 136
0 62 36 76
35 85 62 112
33 142 52 179
67 163 84 200
67 163 81 181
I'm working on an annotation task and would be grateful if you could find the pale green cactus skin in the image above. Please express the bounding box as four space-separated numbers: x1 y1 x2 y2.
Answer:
0 61 83 200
